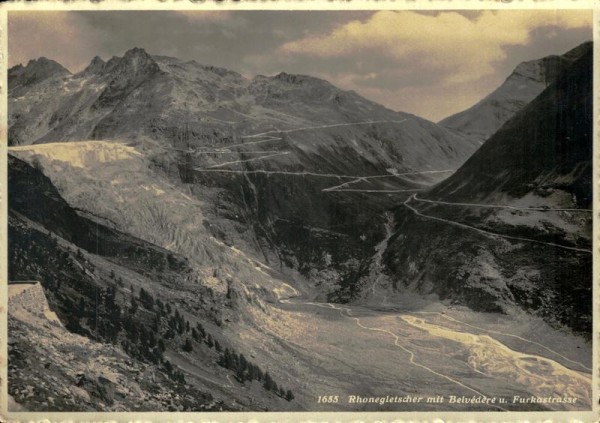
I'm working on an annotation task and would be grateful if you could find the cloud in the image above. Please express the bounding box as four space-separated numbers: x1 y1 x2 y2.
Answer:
8 10 592 121
171 11 233 22
279 10 591 85
8 11 102 71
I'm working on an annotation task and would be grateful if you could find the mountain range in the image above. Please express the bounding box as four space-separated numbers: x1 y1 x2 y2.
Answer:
8 46 484 294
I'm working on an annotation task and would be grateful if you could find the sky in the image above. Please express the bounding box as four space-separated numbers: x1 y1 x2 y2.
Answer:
8 10 592 121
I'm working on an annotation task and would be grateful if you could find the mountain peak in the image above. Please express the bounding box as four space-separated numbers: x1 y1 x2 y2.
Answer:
25 57 70 75
272 71 328 86
507 42 590 89
81 56 106 75
92 47 161 109
123 47 151 59
90 55 105 66
563 41 593 61
8 57 70 90
116 47 158 72
26 56 67 69
8 63 24 74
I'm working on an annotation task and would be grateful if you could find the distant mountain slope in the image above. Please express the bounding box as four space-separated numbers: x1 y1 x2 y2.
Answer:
382 45 593 334
431 42 592 208
439 42 591 142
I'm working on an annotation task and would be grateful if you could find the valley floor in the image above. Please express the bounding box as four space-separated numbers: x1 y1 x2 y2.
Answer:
249 281 592 412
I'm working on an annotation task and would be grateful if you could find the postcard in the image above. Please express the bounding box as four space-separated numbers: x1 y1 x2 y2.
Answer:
1 3 596 422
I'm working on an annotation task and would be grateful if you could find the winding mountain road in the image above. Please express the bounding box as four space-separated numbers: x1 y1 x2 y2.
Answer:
412 194 592 212
208 152 291 168
241 119 409 139
403 195 592 254
322 170 455 192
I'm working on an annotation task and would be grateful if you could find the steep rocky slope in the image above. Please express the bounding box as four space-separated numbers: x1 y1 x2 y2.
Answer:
9 150 592 412
439 42 590 142
383 44 593 334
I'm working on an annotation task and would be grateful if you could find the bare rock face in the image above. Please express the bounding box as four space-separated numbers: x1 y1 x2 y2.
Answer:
75 374 116 405
8 282 62 325
79 56 106 76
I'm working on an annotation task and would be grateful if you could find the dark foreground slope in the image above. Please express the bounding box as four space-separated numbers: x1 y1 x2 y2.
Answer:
384 44 593 334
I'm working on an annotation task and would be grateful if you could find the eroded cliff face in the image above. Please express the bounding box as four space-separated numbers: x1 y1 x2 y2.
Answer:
9 282 62 324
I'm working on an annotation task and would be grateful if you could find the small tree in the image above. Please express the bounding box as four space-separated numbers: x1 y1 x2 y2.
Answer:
130 296 138 314
239 354 247 371
235 367 246 383
263 372 274 391
196 322 206 338
182 338 193 352
286 390 294 401
218 348 234 369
